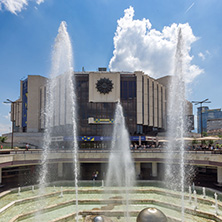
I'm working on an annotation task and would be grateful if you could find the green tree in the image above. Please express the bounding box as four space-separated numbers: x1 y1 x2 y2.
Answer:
208 140 214 146
202 132 208 137
192 139 198 145
0 136 7 143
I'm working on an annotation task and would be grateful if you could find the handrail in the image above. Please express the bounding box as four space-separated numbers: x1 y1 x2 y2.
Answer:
1 149 222 155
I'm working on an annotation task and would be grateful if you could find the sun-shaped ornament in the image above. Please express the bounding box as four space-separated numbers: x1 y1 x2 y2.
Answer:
96 78 113 94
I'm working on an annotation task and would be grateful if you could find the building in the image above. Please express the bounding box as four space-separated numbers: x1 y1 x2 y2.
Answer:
197 107 222 134
207 119 222 136
8 70 193 148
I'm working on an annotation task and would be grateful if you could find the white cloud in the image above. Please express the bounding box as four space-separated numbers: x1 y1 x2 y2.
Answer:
36 0 44 4
109 6 204 83
4 113 11 120
198 50 210 61
198 52 205 60
0 0 44 14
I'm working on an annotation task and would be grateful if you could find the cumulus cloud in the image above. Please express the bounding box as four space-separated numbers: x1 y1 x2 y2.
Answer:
0 0 44 14
109 6 203 83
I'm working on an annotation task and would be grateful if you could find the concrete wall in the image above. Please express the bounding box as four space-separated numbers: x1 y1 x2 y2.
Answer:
136 72 143 124
27 76 47 133
89 72 120 103
1 150 222 168
4 132 43 148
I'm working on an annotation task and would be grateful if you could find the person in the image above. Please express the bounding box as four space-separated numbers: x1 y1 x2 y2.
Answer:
95 170 99 180
130 144 133 150
26 143 29 151
92 172 95 180
1 145 3 149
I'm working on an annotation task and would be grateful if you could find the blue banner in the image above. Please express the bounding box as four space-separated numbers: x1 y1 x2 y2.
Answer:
22 79 28 127
130 136 146 141
62 136 145 142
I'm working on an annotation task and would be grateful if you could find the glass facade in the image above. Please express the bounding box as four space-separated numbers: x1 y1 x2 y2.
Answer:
197 106 222 133
120 75 137 135
76 74 115 137
75 74 138 137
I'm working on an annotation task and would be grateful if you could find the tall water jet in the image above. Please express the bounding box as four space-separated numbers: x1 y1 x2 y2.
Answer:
106 101 136 220
38 21 79 220
165 28 186 221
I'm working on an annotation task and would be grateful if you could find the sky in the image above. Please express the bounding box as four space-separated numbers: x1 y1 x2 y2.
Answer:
0 0 222 135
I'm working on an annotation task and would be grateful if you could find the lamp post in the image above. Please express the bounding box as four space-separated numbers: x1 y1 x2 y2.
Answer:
192 99 211 137
3 99 21 149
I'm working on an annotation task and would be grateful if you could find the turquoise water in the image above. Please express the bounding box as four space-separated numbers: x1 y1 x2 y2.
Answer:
0 185 221 222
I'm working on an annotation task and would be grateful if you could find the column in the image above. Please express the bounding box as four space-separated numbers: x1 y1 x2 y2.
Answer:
135 162 141 178
162 86 166 129
58 162 63 178
0 168 2 184
217 167 222 184
152 162 158 177
149 79 153 126
139 136 141 146
153 82 158 127
144 76 148 125
158 84 162 128
135 72 143 124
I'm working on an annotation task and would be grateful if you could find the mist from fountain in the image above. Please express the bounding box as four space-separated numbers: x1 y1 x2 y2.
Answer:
38 21 79 220
165 28 186 221
106 101 136 221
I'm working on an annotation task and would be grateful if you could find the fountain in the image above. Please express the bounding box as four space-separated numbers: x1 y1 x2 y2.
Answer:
1 25 222 222
59 186 64 198
0 183 222 221
17 187 21 196
38 21 79 220
105 101 136 220
215 193 219 215
193 190 197 210
188 186 192 204
203 187 206 199
165 28 191 221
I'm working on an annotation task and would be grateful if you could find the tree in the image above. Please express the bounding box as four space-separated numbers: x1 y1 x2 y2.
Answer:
192 139 198 145
0 136 7 143
202 132 208 137
208 140 214 146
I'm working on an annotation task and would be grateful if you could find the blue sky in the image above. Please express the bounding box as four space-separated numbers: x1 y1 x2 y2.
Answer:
0 0 221 135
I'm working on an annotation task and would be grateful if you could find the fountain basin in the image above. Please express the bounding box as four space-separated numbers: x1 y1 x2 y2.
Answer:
1 183 222 222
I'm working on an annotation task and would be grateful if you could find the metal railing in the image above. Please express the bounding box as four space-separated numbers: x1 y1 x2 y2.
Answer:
1 148 221 155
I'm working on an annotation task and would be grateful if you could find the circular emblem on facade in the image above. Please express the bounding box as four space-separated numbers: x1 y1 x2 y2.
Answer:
96 78 113 94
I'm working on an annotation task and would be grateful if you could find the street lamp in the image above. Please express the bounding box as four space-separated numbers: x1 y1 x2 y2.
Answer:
192 99 211 137
3 99 21 149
